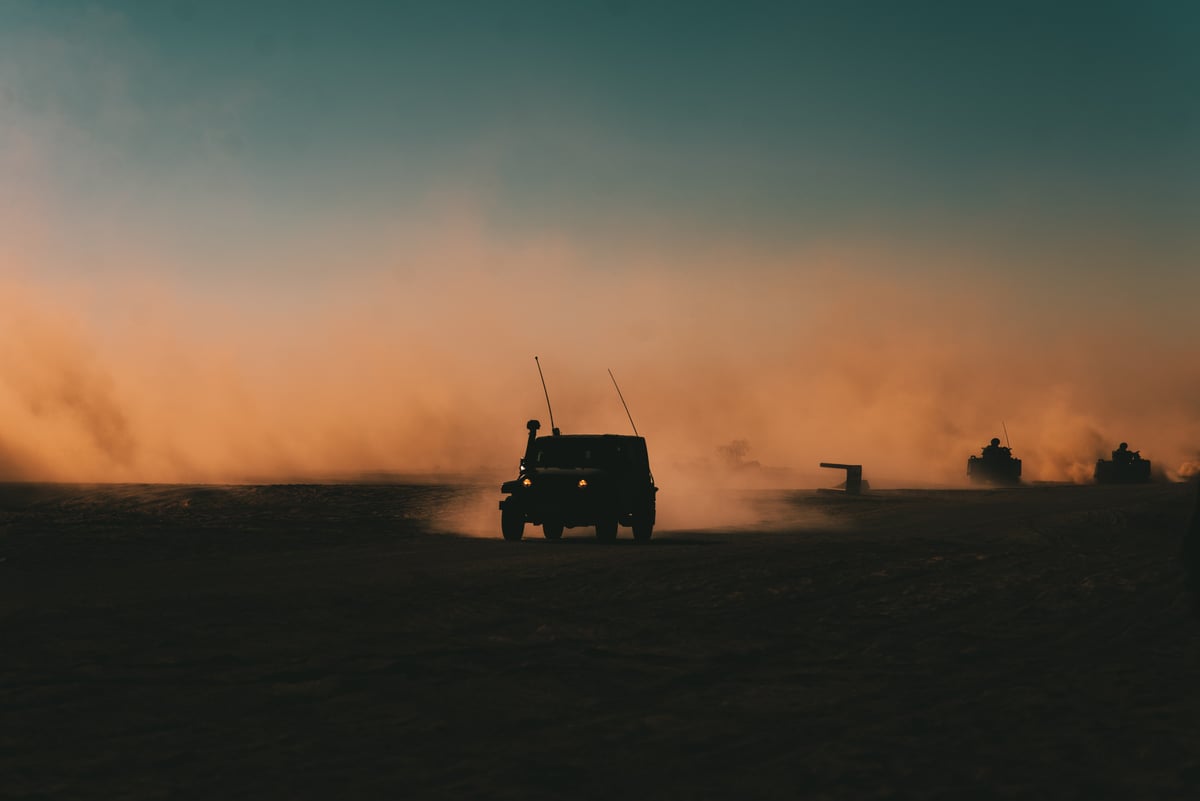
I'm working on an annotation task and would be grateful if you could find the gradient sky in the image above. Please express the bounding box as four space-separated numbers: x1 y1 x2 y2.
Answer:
2 1 1198 485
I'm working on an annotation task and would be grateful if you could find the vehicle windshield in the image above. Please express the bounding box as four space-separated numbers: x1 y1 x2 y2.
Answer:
532 438 639 470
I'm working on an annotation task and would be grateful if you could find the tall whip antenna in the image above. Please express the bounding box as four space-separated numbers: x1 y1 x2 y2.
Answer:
535 356 558 435
1002 420 1012 450
608 369 639 437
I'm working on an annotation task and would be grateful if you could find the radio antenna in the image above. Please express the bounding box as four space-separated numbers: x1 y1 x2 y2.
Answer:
608 369 639 437
1002 420 1012 450
535 356 559 435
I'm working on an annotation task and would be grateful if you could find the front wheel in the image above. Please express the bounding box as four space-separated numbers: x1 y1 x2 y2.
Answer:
632 518 653 541
501 506 525 541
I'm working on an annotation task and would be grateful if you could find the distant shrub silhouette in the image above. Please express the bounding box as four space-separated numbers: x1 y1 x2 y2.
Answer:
718 439 761 470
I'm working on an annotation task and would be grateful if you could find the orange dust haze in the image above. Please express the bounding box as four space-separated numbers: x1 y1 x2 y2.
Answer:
2 225 1199 489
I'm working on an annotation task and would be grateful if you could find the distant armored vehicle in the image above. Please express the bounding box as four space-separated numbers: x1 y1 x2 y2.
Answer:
967 437 1022 485
1094 442 1152 484
499 420 657 541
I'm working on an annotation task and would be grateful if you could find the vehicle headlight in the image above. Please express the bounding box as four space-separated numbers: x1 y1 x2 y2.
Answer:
578 479 588 488
522 477 532 487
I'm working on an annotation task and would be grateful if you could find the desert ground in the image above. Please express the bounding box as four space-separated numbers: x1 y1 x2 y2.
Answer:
3 480 1199 800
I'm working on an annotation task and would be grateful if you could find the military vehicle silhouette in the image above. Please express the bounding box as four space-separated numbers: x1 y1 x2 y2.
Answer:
1094 442 1152 484
967 436 1022 485
499 419 658 541
500 359 658 541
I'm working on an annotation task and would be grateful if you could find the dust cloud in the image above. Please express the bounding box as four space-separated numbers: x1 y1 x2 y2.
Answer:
2 226 1199 497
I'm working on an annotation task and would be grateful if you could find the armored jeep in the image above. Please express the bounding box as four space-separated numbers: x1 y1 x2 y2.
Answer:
1094 442 1152 484
499 420 657 541
967 437 1022 485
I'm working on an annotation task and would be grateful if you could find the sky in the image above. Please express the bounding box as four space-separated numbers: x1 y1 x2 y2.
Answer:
1 0 1198 486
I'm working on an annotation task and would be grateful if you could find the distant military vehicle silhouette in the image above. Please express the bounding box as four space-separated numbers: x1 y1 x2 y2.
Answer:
967 436 1022 485
1094 442 1152 484
498 359 658 541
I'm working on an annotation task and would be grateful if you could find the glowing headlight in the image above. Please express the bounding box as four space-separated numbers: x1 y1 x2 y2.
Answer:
578 479 588 488
522 477 532 487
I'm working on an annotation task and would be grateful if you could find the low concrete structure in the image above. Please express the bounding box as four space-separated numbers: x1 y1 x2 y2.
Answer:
820 462 864 495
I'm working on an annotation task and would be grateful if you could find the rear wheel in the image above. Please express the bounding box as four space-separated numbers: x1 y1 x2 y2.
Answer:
542 521 564 540
501 506 525 541
595 517 618 541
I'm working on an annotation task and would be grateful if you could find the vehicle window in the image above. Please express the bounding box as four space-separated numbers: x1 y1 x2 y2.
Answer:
535 440 620 468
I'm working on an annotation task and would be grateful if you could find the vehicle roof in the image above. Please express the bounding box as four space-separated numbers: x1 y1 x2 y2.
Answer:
535 433 645 443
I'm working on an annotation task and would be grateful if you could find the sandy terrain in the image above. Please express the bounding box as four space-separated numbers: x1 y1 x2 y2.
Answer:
3 481 1199 800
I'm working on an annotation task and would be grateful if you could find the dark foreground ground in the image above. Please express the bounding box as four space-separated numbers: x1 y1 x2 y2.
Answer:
3 482 1199 800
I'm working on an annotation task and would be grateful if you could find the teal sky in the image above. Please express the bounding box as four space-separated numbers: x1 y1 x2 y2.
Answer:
1 1 1198 483
4 1 1197 254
